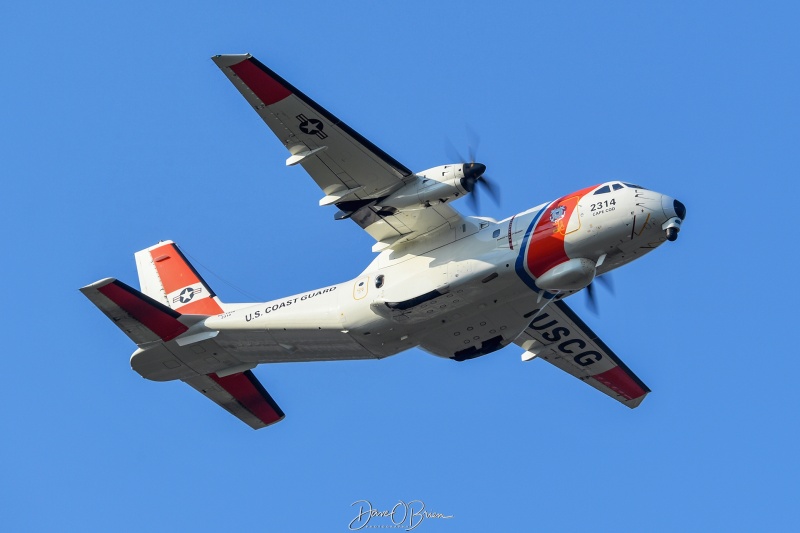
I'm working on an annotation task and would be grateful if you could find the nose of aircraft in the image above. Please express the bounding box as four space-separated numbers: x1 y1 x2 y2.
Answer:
661 194 687 220
659 194 686 241
673 199 687 220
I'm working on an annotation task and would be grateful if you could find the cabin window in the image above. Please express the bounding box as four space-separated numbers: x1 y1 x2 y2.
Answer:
593 185 611 195
492 229 501 238
375 275 385 289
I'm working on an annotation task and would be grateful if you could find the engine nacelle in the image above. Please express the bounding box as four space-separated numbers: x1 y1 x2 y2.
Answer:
378 165 470 211
535 258 596 292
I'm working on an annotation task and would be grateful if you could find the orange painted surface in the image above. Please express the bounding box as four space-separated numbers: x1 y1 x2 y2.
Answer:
526 185 596 277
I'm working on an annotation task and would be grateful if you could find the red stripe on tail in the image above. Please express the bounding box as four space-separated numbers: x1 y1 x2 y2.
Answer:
148 243 223 316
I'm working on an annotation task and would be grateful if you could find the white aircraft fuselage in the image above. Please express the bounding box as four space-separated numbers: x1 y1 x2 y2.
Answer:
166 181 683 374
82 54 686 428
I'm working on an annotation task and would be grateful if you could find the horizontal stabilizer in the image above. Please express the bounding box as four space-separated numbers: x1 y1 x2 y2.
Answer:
183 370 285 429
80 278 192 345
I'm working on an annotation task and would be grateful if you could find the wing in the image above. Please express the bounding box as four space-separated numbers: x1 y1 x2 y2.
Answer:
514 300 650 408
184 371 285 430
213 54 465 249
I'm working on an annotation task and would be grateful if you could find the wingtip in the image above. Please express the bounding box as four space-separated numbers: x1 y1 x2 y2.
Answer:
212 54 252 68
625 392 649 409
79 277 117 293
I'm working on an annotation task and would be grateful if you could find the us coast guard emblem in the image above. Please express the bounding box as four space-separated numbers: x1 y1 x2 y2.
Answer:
550 205 566 222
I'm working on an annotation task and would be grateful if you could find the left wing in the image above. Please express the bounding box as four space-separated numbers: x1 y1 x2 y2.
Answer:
514 300 650 408
213 54 464 248
184 371 285 430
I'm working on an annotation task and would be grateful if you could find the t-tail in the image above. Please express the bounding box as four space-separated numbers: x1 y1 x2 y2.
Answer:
80 241 285 430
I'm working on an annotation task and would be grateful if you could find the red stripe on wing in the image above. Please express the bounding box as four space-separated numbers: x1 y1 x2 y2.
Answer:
97 281 188 341
210 371 285 426
230 59 292 106
593 366 648 400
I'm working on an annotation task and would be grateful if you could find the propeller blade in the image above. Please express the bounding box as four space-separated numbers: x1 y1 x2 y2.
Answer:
446 132 501 213
596 273 614 294
585 282 599 315
466 126 480 163
478 175 500 206
446 139 467 164
468 185 480 212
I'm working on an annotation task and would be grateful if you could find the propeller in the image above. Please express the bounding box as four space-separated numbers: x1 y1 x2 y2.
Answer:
464 165 499 213
585 274 615 315
446 132 500 213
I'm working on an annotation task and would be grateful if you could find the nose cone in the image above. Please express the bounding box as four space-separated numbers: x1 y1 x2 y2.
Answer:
461 162 487 192
673 199 686 220
463 162 486 180
661 194 687 220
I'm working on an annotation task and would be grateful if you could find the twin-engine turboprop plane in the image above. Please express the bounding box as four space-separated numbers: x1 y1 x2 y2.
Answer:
82 54 686 429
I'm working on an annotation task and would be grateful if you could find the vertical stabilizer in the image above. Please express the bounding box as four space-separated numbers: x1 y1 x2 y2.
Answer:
134 241 224 315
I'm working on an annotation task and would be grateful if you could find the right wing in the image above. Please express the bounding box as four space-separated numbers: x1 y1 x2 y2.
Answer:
212 54 412 200
213 54 465 249
514 300 650 408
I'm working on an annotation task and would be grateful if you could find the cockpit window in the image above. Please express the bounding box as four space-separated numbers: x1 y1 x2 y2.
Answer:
623 182 647 189
594 185 611 195
612 183 624 191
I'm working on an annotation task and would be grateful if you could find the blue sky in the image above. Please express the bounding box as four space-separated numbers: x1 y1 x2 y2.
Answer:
2 1 798 531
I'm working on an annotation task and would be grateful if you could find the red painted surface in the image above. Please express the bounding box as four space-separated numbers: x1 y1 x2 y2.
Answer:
210 372 283 425
98 282 188 341
230 59 292 105
149 243 194 294
526 185 596 276
174 298 223 315
148 243 223 316
592 366 647 400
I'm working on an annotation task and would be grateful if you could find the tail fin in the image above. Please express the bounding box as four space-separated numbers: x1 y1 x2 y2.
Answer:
135 241 224 316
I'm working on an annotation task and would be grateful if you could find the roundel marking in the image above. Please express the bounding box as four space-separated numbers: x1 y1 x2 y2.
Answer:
179 287 196 304
299 119 323 135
